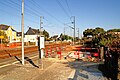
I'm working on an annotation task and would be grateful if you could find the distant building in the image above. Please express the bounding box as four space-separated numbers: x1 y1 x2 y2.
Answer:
0 24 17 43
25 27 40 46
16 32 22 42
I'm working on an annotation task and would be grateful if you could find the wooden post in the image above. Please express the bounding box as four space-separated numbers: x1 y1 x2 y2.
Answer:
100 47 104 61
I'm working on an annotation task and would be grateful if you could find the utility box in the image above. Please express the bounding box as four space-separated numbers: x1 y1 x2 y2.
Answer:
40 36 45 49
38 35 45 58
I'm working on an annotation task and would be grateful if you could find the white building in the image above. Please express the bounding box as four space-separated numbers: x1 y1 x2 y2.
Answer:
25 27 40 46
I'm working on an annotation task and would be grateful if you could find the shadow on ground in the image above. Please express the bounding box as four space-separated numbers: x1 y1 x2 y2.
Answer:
24 57 39 68
14 56 39 68
98 63 119 80
14 56 22 64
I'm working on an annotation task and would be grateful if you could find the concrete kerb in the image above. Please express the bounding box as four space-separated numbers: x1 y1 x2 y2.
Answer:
67 69 76 80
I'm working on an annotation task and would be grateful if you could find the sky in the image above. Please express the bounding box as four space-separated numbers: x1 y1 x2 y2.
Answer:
0 0 120 37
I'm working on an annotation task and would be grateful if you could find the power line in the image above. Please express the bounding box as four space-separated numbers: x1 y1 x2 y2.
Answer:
30 0 65 26
27 0 73 29
1 0 40 23
0 8 21 19
0 7 39 26
4 0 41 19
24 3 42 17
0 1 32 18
0 0 73 33
56 0 71 18
25 0 61 28
65 0 72 16
9 0 21 8
25 1 55 29
24 1 57 29
0 1 21 12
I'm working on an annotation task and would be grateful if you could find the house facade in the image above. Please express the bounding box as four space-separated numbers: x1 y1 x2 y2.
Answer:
0 24 17 43
25 27 40 46
16 32 22 42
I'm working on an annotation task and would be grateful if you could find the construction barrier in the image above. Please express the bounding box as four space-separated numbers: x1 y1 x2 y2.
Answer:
45 44 65 60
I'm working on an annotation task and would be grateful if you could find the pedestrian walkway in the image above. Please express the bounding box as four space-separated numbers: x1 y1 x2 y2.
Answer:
68 61 107 80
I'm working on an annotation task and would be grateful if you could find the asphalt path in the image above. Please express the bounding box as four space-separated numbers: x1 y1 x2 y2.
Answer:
0 52 39 74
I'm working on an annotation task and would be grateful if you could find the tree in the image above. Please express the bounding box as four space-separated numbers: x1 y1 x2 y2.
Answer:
60 33 73 41
107 29 120 32
43 30 49 41
83 27 105 37
93 27 105 36
83 27 120 47
60 33 63 41
83 27 106 47
108 39 120 80
83 29 94 37
0 31 8 43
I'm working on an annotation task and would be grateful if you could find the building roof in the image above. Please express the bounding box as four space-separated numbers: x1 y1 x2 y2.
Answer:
17 32 22 36
0 24 10 30
0 24 16 32
26 27 40 35
11 28 17 32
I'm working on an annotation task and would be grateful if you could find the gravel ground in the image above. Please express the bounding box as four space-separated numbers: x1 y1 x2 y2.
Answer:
0 50 111 80
0 58 108 80
32 61 73 80
0 58 73 80
68 61 108 80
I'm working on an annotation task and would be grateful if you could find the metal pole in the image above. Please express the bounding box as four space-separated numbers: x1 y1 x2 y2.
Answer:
64 27 65 36
21 0 24 65
38 16 43 68
73 16 75 45
78 28 79 39
40 16 43 35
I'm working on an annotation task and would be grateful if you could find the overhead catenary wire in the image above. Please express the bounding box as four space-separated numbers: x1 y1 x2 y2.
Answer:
56 0 71 18
4 0 39 19
0 0 73 32
0 1 21 12
24 0 71 29
0 9 39 28
9 0 42 18
30 0 66 27
0 6 39 26
65 0 72 16
9 0 21 8
0 0 41 23
25 1 58 29
56 0 73 27
25 0 62 30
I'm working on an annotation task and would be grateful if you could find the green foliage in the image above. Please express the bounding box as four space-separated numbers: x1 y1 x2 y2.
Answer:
99 38 110 46
0 31 8 43
43 30 49 41
109 39 120 57
93 27 105 35
83 29 93 37
107 29 120 32
82 27 120 47
43 30 49 38
83 27 105 37
60 33 73 41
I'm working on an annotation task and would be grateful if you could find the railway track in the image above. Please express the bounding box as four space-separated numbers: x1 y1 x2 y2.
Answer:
0 46 38 59
0 43 72 59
